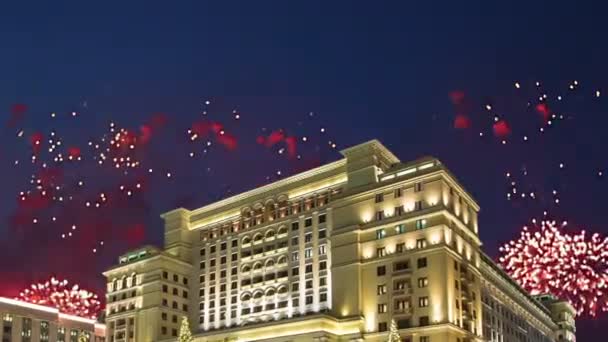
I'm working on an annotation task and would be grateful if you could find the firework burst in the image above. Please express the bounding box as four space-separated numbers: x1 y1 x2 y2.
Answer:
16 277 102 319
499 220 608 316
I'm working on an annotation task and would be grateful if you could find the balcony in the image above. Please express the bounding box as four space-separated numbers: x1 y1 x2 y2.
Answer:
393 287 412 297
393 307 412 316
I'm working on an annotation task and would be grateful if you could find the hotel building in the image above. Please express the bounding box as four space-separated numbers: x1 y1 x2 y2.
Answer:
103 140 575 342
0 297 106 342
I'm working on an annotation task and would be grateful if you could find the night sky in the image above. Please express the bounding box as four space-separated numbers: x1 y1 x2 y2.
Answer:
1 2 606 338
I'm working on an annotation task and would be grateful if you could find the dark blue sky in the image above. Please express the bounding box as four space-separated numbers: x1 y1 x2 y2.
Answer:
1 1 606 337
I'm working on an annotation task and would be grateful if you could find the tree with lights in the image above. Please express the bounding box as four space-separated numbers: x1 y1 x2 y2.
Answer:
387 319 401 342
78 331 89 342
178 316 194 342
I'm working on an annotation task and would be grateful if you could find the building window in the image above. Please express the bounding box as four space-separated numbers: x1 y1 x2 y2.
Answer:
306 280 313 289
305 218 313 227
377 284 387 295
378 303 387 313
305 296 313 305
172 329 177 337
395 224 405 234
396 242 405 253
418 277 428 288
292 252 299 261
418 296 429 307
173 274 179 282
378 322 388 332
305 248 313 259
417 257 428 268
420 337 430 342
162 312 167 320
162 285 168 293
292 282 299 292
232 239 238 247
455 280 459 290
375 193 384 203
320 292 328 302
320 261 327 270
376 210 384 220
376 229 386 240
210 245 216 253
318 214 326 224
319 229 327 239
419 316 429 326
221 242 226 250
320 277 327 286
395 205 404 216
305 233 313 243
416 238 427 249
292 267 299 276
395 188 402 197
163 271 168 279
305 264 313 273
414 182 423 192
377 247 386 257
319 245 327 255
377 265 386 276
415 219 427 230
292 222 299 231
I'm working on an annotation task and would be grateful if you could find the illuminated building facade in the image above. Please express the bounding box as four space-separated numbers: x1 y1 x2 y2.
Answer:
103 140 575 342
0 297 105 342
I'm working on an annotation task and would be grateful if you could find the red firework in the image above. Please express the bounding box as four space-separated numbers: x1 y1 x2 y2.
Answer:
16 277 103 319
499 220 608 316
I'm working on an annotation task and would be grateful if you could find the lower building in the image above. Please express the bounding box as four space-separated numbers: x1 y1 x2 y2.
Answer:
0 297 106 342
103 140 575 342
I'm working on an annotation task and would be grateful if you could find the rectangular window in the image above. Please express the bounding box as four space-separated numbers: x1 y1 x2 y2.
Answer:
395 205 404 216
420 337 430 342
320 277 327 287
200 248 206 256
320 292 328 302
395 224 405 234
418 277 428 288
376 210 384 220
414 182 423 192
292 267 299 276
210 259 216 267
417 257 428 269
396 242 405 253
292 236 299 245
319 245 327 255
377 247 386 257
378 303 387 313
305 296 313 305
416 219 427 230
319 261 327 270
415 200 423 210
221 242 226 250
292 221 299 231
200 261 205 269
220 256 226 264
378 322 388 332
455 280 459 290
418 296 429 307
377 284 387 295
419 316 429 326
318 214 326 224
292 252 299 261
376 229 386 240
305 233 313 243
416 238 427 249
375 193 384 203
232 239 238 247
210 246 216 253
306 280 313 289
318 229 327 239
305 248 313 259
305 264 313 273
377 266 386 276
395 188 402 197
292 282 299 292
305 218 313 227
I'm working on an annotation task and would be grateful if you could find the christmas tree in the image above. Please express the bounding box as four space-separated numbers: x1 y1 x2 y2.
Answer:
178 316 194 342
78 331 89 342
387 319 401 342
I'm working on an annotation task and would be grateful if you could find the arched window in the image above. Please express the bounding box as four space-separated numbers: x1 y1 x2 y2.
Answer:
241 293 251 301
131 273 137 287
265 230 275 239
265 288 276 296
242 236 251 244
253 233 263 242
112 279 118 292
277 256 287 264
253 262 262 271
121 277 127 289
241 264 251 273
277 286 288 294
265 259 275 268
253 291 263 299
277 226 287 235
